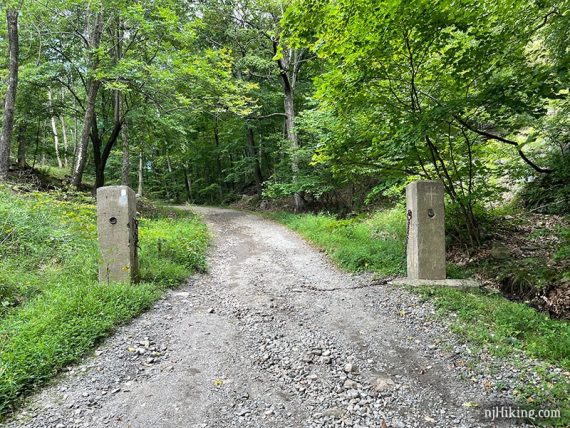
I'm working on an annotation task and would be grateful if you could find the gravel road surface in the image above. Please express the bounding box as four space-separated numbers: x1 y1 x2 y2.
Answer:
5 206 527 428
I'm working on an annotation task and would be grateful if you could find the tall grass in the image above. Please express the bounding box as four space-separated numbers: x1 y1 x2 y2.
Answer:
0 188 208 417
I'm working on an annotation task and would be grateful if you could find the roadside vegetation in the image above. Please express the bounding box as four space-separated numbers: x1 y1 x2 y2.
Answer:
268 209 406 277
270 208 570 424
0 185 208 417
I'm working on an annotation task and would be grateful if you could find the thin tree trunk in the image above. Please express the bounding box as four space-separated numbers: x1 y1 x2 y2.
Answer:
166 153 173 173
184 164 193 202
283 81 302 211
91 118 104 189
71 12 103 188
60 89 69 167
73 97 78 159
117 18 129 187
213 121 223 201
32 119 41 168
137 148 143 197
246 126 263 195
60 116 69 167
48 88 63 168
17 122 27 168
121 118 129 186
0 9 19 180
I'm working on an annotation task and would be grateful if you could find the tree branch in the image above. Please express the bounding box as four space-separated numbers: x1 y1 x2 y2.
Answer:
454 115 554 173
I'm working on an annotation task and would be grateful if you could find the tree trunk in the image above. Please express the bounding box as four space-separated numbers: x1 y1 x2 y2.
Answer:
166 153 173 173
32 119 41 168
92 114 122 189
282 78 303 211
273 41 303 211
184 164 193 202
246 126 263 195
48 88 63 168
71 12 103 188
73 97 78 159
137 148 143 197
213 121 224 201
60 89 69 167
17 122 27 168
0 9 19 180
91 119 104 189
121 118 129 186
117 19 129 187
60 116 69 168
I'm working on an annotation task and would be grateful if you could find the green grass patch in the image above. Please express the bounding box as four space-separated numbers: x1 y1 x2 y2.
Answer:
0 188 208 417
414 286 570 424
268 209 407 276
414 287 570 368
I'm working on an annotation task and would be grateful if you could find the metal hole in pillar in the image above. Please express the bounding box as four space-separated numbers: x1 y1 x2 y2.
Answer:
427 208 435 218
109 217 117 225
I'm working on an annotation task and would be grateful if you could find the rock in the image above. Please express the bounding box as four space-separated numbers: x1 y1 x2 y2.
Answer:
207 308 215 314
344 363 358 373
174 292 190 298
373 375 396 392
343 379 358 389
323 407 345 419
490 243 511 260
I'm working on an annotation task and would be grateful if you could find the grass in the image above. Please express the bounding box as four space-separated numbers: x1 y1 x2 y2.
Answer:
0 187 208 417
268 209 407 276
415 286 570 425
414 287 570 368
270 208 570 425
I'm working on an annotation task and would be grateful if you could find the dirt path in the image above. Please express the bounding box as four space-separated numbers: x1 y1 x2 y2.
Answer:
6 206 521 428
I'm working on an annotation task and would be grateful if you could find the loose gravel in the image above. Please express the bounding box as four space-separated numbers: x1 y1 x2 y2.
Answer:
4 206 536 427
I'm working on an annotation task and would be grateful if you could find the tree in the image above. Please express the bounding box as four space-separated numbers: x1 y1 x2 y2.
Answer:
284 0 569 244
70 11 103 188
0 7 20 179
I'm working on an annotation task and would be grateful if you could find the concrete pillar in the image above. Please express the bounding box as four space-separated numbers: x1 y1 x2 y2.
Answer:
97 186 139 283
406 180 446 280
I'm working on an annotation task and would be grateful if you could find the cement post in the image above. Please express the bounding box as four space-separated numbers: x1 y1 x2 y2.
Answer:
97 186 139 283
405 180 446 280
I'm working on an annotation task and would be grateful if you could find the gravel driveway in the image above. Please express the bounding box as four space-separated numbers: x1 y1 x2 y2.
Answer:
5 206 525 428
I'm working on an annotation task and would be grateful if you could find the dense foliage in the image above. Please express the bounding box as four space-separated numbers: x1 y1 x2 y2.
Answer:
0 0 567 235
